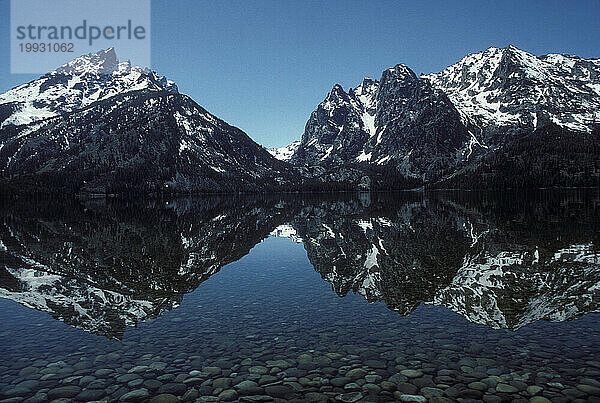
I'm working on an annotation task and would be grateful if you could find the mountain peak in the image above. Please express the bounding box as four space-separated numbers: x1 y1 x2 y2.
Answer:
383 64 417 81
331 83 345 92
55 48 119 76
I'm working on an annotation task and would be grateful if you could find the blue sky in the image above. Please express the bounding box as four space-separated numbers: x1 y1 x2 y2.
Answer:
1 0 599 148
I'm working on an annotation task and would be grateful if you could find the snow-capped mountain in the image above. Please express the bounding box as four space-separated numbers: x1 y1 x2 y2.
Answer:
0 48 178 129
423 45 600 137
289 45 600 190
0 49 295 194
268 140 300 161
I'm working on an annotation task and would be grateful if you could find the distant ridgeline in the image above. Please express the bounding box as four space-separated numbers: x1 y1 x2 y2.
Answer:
1 46 599 195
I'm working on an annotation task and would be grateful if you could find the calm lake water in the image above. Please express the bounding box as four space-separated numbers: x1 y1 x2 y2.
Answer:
0 191 599 403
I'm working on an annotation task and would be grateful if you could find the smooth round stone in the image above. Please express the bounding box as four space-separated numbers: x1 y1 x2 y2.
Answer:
529 397 551 403
128 378 144 388
264 384 293 398
362 383 381 394
421 387 443 398
19 367 39 377
202 367 221 375
580 378 600 388
258 375 278 385
149 362 167 371
77 375 96 387
345 368 367 380
496 383 519 393
336 392 363 402
117 374 141 383
75 389 105 401
380 381 396 391
577 384 600 395
22 393 48 403
218 389 238 401
15 380 39 391
182 377 203 386
144 379 163 389
128 365 149 373
364 360 387 369
235 380 262 395
365 374 382 383
213 377 231 388
266 360 292 369
399 394 427 403
469 381 489 391
331 377 352 387
314 356 333 366
249 366 269 375
47 386 82 399
95 369 113 377
158 383 187 395
149 394 179 403
397 382 418 394
182 388 199 401
482 395 502 403
527 385 543 395
4 387 33 398
119 388 150 402
297 354 313 363
344 382 361 391
400 369 423 378
305 392 329 402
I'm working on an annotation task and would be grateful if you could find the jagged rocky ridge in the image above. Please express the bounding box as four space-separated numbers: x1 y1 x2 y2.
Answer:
0 49 295 194
287 46 600 189
1 192 598 335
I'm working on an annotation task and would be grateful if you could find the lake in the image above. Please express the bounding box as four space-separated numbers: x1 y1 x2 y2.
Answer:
0 191 599 402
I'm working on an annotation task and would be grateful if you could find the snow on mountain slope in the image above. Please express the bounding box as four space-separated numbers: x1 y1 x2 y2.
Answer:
268 140 300 161
423 45 600 134
0 48 177 129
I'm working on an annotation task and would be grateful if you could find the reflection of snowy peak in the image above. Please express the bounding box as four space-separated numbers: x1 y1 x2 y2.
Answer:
281 196 600 329
0 197 291 338
270 224 303 243
0 267 180 339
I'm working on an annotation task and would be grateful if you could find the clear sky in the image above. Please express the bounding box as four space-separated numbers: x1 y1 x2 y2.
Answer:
1 0 599 148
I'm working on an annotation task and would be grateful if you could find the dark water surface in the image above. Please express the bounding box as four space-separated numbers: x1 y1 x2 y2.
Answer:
0 191 599 403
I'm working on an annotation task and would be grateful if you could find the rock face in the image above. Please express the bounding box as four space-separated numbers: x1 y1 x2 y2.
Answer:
292 69 469 187
0 49 294 194
289 46 600 189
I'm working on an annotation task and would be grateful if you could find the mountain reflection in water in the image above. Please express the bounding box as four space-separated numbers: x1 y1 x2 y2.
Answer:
0 191 598 338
